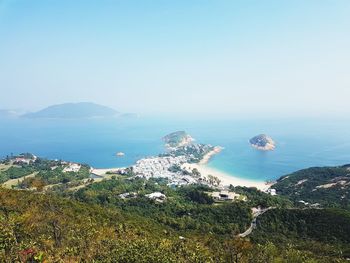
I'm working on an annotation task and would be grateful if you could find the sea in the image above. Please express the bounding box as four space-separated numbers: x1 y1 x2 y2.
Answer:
1 116 350 182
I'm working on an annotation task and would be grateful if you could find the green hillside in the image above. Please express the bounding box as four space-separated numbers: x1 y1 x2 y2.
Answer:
2 187 349 262
273 165 350 210
1 159 350 262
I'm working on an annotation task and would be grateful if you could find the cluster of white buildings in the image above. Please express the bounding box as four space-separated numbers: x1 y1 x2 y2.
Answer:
132 156 201 186
133 156 185 178
13 155 37 165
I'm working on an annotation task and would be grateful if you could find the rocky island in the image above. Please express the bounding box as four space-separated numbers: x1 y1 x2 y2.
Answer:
162 131 194 149
249 134 276 151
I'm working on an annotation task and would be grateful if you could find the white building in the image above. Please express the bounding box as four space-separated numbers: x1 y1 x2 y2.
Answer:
210 191 241 201
63 163 81 173
145 192 167 202
267 188 277 196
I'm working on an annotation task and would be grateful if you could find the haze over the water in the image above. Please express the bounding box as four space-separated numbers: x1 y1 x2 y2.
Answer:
0 0 349 118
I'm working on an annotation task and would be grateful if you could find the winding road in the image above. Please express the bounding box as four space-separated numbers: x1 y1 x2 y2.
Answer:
238 207 274 237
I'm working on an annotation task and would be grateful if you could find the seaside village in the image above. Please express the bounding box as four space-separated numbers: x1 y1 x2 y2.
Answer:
132 156 195 186
108 132 277 201
94 153 275 203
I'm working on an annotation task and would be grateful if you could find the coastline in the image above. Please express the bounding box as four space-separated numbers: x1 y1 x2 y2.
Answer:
91 146 271 191
199 146 223 164
182 163 270 191
183 146 270 191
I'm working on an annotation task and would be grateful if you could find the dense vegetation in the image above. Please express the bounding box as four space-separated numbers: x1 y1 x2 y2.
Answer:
18 165 90 190
0 187 215 262
162 131 192 147
252 208 350 258
2 187 348 262
230 186 292 208
273 165 350 210
73 178 252 235
0 156 90 190
0 165 35 184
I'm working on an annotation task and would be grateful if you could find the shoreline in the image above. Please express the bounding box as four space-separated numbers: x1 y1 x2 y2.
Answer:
93 163 271 191
91 147 271 191
199 146 223 164
182 163 270 191
183 146 271 191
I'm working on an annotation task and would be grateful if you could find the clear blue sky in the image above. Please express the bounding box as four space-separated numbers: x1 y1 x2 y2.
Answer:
0 0 349 117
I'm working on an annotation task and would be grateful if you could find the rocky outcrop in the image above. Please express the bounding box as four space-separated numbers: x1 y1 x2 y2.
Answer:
249 134 275 151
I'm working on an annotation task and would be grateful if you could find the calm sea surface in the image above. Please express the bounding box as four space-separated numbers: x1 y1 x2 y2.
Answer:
1 117 349 181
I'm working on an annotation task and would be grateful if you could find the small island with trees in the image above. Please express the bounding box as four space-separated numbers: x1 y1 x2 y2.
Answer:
249 134 276 151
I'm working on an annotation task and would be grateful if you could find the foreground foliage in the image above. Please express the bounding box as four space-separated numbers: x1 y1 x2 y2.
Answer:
1 160 350 262
1 186 349 262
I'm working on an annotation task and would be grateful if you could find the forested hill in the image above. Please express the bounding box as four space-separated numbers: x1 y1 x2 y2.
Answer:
252 208 350 258
273 165 350 210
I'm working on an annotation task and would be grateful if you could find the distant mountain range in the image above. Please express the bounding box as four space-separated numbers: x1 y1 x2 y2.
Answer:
0 102 138 120
0 109 20 118
21 102 119 119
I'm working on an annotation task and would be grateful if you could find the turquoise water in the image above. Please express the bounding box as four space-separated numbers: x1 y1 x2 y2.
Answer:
0 117 349 181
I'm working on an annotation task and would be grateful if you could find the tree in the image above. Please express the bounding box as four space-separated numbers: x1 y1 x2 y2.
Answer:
192 168 201 177
224 237 252 263
207 174 221 186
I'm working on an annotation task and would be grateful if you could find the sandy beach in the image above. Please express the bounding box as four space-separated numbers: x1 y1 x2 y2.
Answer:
182 163 270 190
182 147 270 191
